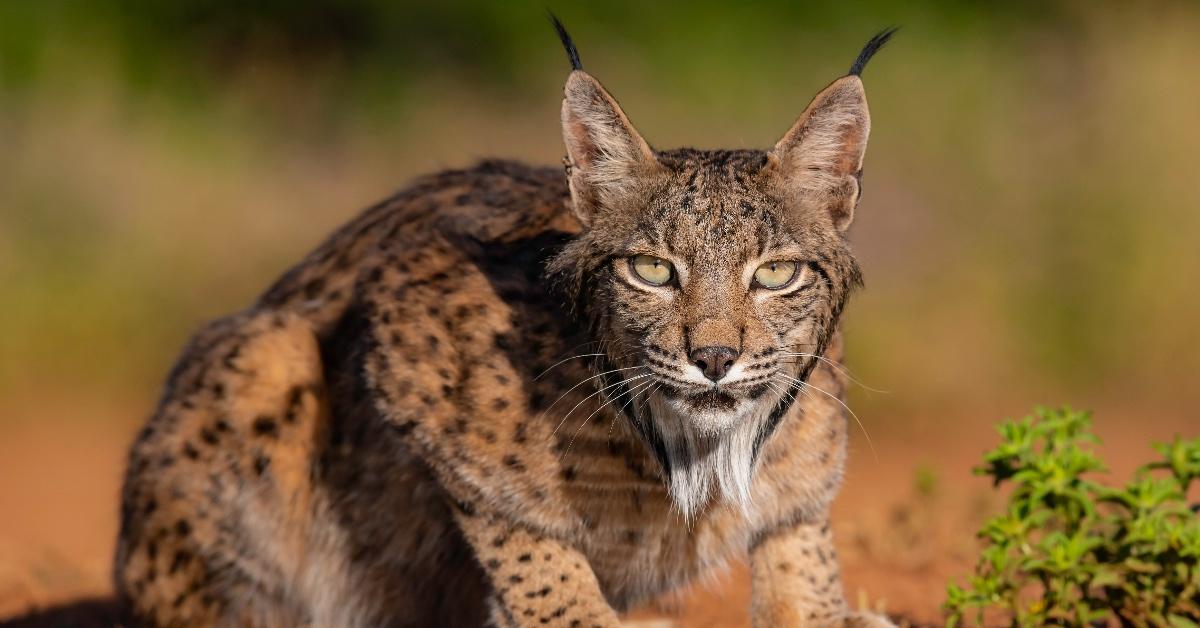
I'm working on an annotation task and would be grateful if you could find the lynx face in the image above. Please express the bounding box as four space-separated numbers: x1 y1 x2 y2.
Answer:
549 31 875 515
591 149 860 437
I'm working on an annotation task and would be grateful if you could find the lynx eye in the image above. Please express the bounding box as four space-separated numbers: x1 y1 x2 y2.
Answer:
753 260 798 289
630 255 674 286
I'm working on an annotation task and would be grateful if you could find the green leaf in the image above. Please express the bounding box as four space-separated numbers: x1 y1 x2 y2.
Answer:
1169 615 1200 628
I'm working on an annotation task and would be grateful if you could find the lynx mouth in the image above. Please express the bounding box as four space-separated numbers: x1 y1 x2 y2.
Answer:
654 381 737 403
685 389 739 412
651 376 775 407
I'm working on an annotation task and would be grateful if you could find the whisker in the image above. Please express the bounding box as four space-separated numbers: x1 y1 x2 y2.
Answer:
635 381 657 423
538 365 647 424
533 345 639 381
778 351 890 394
774 373 878 464
563 379 656 459
534 353 606 381
552 373 651 436
612 382 659 438
765 381 795 404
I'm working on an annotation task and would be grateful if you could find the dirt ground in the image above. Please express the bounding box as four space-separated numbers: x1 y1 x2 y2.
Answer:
0 393 1193 627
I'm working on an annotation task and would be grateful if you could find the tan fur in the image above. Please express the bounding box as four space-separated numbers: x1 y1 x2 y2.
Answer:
115 36 894 628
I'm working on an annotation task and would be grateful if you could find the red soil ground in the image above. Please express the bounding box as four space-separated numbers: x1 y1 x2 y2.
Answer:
1 394 1192 627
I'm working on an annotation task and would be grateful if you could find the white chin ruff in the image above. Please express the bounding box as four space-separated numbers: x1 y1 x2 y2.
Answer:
647 393 774 520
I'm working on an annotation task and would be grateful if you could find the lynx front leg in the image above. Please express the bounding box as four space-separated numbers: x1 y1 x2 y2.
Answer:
750 517 893 628
452 503 620 628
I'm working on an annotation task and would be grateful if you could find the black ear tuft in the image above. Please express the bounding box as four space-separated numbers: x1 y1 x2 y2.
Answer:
548 12 583 71
849 27 899 76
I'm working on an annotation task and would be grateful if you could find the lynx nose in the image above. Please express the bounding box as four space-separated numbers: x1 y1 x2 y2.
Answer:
689 346 739 382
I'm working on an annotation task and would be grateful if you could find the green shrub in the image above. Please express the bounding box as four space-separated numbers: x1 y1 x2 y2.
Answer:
945 406 1200 627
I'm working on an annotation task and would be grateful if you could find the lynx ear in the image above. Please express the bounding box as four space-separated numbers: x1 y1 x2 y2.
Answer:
561 72 659 225
768 29 895 231
551 16 658 226
768 76 870 231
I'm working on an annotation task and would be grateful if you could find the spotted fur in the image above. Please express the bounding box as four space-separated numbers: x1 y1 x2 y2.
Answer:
115 24 895 628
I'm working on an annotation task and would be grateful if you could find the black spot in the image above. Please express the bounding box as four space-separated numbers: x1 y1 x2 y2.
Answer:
254 455 270 476
252 416 278 438
169 550 193 574
284 386 304 422
182 442 200 460
199 428 218 446
502 455 526 472
303 277 326 299
517 553 532 563
486 559 501 569
491 398 510 412
174 519 191 537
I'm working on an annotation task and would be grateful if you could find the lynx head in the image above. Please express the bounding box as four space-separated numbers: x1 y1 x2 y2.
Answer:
547 17 894 517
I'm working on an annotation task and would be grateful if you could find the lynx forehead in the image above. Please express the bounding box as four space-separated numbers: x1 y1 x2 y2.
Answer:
114 17 896 628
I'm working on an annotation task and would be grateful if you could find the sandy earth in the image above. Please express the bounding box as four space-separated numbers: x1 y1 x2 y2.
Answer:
0 394 1192 627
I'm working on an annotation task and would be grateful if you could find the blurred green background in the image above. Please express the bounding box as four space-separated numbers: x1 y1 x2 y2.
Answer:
2 0 1198 427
